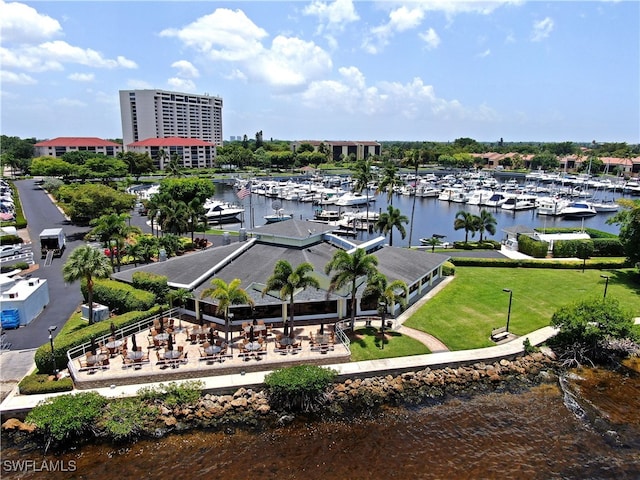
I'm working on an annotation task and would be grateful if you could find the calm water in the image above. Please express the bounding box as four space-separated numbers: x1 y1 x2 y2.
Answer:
3 366 639 479
213 182 624 247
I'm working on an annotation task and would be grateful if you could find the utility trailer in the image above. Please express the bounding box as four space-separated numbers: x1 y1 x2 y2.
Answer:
39 228 66 259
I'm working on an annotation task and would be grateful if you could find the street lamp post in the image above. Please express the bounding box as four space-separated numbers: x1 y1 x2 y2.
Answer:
503 289 513 332
226 312 234 344
600 275 610 300
48 325 58 378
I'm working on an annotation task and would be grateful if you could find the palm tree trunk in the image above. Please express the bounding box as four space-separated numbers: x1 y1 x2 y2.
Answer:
87 279 94 325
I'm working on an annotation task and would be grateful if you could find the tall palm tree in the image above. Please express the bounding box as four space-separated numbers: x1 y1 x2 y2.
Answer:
262 260 320 337
476 209 497 242
376 162 401 205
166 154 182 177
423 236 441 253
158 199 189 235
200 278 254 343
157 148 169 170
352 158 375 232
375 205 408 247
325 248 379 331
187 198 204 243
362 272 408 333
454 210 477 243
62 245 112 325
407 149 420 246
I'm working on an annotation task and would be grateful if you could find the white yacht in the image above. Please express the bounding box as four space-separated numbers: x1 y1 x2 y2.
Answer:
536 196 569 216
591 199 620 213
560 201 597 218
438 187 466 203
203 199 245 223
466 189 495 206
501 194 537 211
334 191 370 206
483 192 511 207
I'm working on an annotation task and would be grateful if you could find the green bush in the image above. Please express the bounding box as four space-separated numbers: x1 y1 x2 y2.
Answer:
18 373 74 394
137 381 204 407
82 278 156 313
0 261 29 273
592 238 624 257
34 306 163 374
541 227 617 239
265 365 337 412
99 397 158 441
25 391 107 443
449 257 631 269
517 235 548 258
0 234 23 245
442 261 455 276
132 271 169 303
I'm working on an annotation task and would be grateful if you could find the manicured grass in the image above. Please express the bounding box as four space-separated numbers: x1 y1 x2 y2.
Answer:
348 327 430 361
404 267 640 351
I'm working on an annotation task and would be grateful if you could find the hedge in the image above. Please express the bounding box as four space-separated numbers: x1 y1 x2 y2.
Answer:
450 257 632 269
592 238 624 257
0 234 23 245
18 373 74 394
517 235 548 258
34 306 163 374
540 227 618 239
81 278 156 314
452 240 501 250
131 271 169 303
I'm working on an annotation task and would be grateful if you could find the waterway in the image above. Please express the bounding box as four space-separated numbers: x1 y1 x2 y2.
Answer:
2 365 639 479
211 182 625 247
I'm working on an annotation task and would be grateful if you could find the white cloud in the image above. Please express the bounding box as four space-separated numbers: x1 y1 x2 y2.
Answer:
127 79 154 89
303 0 360 33
171 60 199 79
68 72 95 82
167 77 196 91
477 48 491 58
419 28 441 50
364 6 425 54
161 9 332 90
531 17 554 42
55 97 87 108
0 0 62 43
0 70 37 85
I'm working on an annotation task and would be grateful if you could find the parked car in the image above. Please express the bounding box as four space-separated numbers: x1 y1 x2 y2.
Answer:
0 245 22 258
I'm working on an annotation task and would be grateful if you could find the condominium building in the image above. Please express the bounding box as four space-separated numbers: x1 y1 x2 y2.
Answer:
291 140 381 162
119 89 223 146
126 137 217 170
34 137 123 158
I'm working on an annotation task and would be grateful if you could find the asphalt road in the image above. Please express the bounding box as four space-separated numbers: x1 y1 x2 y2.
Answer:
2 179 91 350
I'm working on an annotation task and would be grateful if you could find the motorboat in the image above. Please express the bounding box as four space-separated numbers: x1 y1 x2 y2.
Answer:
334 191 370 206
560 201 597 218
203 199 245 223
501 194 537 211
437 187 466 203
482 192 511 207
264 209 292 223
591 199 620 213
466 189 494 206
313 209 341 222
536 196 569 216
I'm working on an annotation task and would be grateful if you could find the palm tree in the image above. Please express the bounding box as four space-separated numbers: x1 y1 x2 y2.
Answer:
352 158 375 232
200 278 254 343
187 198 204 243
325 248 379 331
62 245 111 325
166 154 182 177
362 272 408 333
423 236 441 253
375 205 408 247
158 199 189 235
376 162 401 205
454 210 477 243
262 260 320 337
157 148 169 170
476 209 497 242
89 213 139 272
407 149 420 246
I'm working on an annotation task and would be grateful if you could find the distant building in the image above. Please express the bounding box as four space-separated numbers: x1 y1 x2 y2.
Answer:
0 273 49 328
119 89 223 147
291 140 381 162
34 137 123 158
126 137 217 170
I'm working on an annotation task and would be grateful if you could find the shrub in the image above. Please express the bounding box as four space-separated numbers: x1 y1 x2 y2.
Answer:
0 261 29 273
592 238 624 257
25 391 107 443
517 235 548 258
264 365 337 412
132 271 169 303
81 278 156 313
441 261 455 276
137 381 204 407
99 397 158 441
0 234 23 245
18 373 74 394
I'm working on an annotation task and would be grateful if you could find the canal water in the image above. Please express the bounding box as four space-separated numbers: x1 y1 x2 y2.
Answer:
211 183 624 247
2 365 639 479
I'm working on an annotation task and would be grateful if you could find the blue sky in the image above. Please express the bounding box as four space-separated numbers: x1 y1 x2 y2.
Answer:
1 1 638 144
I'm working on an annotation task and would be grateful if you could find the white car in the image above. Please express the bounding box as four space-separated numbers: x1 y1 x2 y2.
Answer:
0 245 22 258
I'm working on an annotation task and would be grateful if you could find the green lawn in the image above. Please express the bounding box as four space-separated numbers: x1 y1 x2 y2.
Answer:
404 267 640 351
348 327 430 361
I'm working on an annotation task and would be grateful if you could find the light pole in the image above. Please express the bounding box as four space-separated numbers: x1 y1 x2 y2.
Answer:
226 312 234 344
48 325 58 378
503 289 513 332
600 275 610 300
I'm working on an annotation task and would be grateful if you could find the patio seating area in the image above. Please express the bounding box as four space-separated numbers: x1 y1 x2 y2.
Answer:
69 317 351 389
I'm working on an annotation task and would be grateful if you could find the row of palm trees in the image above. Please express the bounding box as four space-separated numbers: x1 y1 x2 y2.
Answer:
453 209 498 243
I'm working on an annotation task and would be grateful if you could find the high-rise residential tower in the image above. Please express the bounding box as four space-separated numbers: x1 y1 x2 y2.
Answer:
119 89 223 146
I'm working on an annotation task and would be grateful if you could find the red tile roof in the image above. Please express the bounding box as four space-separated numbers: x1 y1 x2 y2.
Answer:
35 137 121 147
128 137 216 147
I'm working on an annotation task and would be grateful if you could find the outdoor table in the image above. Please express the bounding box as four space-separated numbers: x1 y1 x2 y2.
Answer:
127 350 145 361
244 341 261 352
163 350 182 368
315 334 330 344
105 340 123 355
278 337 298 346
154 333 169 343
204 345 221 356
244 325 266 334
